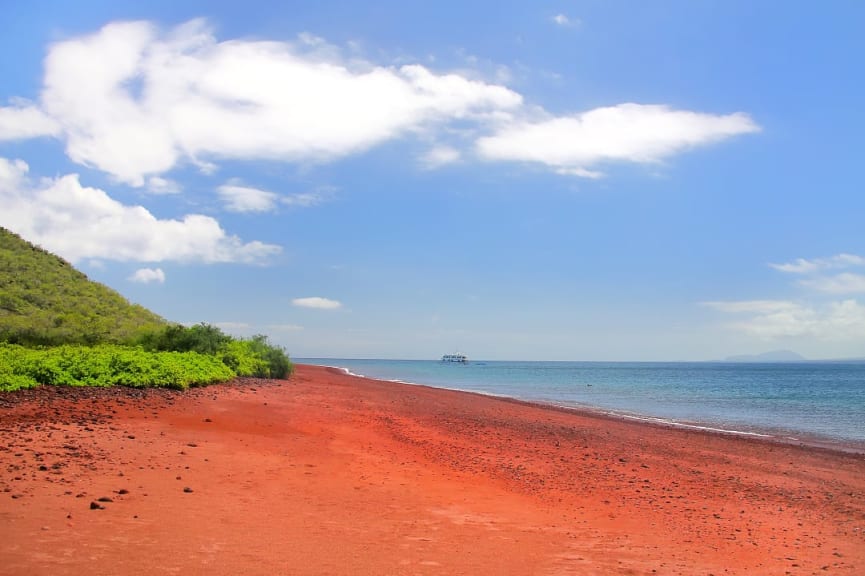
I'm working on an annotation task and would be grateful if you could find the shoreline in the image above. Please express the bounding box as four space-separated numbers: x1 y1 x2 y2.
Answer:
1 364 864 574
320 362 865 455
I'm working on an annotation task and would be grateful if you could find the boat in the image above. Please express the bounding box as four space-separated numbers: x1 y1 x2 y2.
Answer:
441 353 467 363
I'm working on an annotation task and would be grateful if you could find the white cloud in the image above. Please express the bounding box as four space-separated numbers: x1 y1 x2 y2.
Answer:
555 167 603 179
217 182 329 212
0 101 60 140
702 300 800 314
6 19 761 184
552 14 576 27
801 273 865 294
0 157 29 188
129 267 165 283
768 258 819 274
823 299 865 338
0 156 281 264
281 192 324 207
35 19 523 185
702 299 865 340
769 253 865 274
147 176 181 194
768 254 865 294
702 300 817 339
476 103 760 177
419 145 460 169
217 182 279 213
282 186 333 208
704 253 865 344
292 296 342 310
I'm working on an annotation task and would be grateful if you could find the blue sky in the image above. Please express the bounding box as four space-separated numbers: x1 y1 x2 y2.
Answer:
1 1 863 360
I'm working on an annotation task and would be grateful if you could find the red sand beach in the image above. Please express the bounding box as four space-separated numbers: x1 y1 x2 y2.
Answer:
1 364 863 575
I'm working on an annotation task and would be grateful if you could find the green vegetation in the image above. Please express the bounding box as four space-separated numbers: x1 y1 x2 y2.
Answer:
138 323 293 380
0 227 293 390
0 325 293 391
0 343 234 392
0 228 166 345
139 322 231 355
219 335 293 379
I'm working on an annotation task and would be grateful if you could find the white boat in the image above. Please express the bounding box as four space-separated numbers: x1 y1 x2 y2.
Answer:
441 353 467 363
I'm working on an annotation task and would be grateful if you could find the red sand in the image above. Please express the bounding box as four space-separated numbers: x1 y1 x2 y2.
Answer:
1 364 863 575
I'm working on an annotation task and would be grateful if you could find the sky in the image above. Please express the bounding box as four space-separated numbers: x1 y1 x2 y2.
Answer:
1 1 864 361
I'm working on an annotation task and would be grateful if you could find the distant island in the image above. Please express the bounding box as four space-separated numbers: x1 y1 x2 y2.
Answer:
724 350 806 363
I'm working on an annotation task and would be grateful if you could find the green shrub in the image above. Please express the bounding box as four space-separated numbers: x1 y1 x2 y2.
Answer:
0 343 235 390
234 335 293 379
138 323 231 355
219 339 270 377
0 345 40 391
141 325 293 380
1 324 292 393
0 371 39 392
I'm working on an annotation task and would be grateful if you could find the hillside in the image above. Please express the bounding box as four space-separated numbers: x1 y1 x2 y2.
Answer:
0 227 167 345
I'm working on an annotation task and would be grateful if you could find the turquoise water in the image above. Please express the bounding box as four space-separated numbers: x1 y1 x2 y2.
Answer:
298 359 865 446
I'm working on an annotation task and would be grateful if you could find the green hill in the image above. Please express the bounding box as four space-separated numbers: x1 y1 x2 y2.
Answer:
0 227 167 345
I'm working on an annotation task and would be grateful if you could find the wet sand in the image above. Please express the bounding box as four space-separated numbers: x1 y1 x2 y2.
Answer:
1 364 863 575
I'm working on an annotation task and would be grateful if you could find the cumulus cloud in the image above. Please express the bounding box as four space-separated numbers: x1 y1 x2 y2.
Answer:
129 267 166 283
292 296 342 310
0 19 762 184
217 182 279 213
33 19 522 185
0 157 280 264
0 101 60 140
418 145 461 169
476 103 760 177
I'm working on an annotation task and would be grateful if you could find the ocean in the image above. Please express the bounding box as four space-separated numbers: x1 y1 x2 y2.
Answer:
297 358 865 447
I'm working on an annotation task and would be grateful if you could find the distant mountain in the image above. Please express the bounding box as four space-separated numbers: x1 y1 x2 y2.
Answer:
0 227 167 345
724 350 806 363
